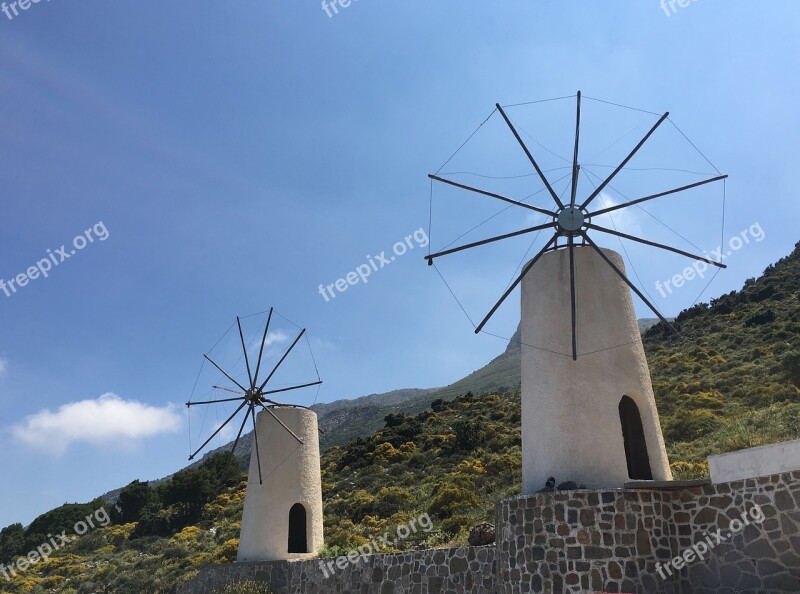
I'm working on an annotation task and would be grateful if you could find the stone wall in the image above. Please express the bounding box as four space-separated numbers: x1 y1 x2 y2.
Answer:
181 545 496 594
497 489 675 593
668 472 800 593
495 470 800 593
182 470 800 593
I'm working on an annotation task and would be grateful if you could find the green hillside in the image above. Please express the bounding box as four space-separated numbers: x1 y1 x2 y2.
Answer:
313 329 522 451
192 329 521 464
645 241 800 476
1 242 798 594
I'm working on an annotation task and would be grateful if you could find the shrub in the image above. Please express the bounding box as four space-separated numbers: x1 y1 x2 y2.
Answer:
428 483 480 519
215 539 239 563
384 413 407 428
372 487 413 517
782 348 800 383
451 420 481 452
670 461 709 480
664 410 723 442
744 309 776 327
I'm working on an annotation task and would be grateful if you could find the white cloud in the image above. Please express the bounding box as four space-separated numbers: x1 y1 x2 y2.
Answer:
248 330 289 349
11 393 182 454
0 358 6 377
591 192 642 235
265 330 289 346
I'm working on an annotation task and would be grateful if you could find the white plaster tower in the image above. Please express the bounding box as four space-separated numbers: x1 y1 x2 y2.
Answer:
237 406 324 562
520 247 672 492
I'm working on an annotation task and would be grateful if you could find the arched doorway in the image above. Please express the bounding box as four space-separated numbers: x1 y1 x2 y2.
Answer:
618 396 653 480
288 503 308 554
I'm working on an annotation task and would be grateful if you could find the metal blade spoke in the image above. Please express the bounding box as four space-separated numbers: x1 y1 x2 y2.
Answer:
251 406 264 485
580 232 676 332
212 385 244 395
475 233 559 334
588 175 728 217
568 235 577 360
237 317 254 388
586 224 726 268
186 395 246 407
424 222 555 265
261 381 323 397
253 307 274 387
264 406 304 445
258 328 307 391
580 112 669 210
428 174 556 218
231 408 251 455
570 91 582 208
189 400 248 460
204 354 248 392
496 103 564 209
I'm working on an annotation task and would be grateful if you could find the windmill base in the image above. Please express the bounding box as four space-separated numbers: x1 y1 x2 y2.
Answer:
237 407 324 562
521 246 672 491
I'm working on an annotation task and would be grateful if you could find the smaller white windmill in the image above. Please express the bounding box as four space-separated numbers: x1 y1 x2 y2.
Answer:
186 308 324 560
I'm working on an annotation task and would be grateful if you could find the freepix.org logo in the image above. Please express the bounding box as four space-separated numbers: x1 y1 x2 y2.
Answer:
660 0 700 17
321 0 357 18
2 0 52 22
319 513 434 578
318 227 429 302
655 504 765 581
1 507 111 581
0 221 110 299
654 222 764 298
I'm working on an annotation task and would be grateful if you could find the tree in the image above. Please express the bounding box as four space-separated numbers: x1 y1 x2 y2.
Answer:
25 499 107 542
156 452 242 526
202 451 243 488
430 399 445 413
160 466 215 523
114 480 158 524
0 523 25 564
130 502 172 539
384 413 407 428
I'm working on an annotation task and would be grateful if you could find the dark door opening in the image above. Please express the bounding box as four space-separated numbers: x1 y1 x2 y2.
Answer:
618 396 653 480
288 503 308 554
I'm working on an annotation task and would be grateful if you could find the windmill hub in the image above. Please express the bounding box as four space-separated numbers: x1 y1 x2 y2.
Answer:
556 206 586 234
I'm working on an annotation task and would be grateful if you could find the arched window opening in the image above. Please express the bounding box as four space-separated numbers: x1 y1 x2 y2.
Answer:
619 396 653 480
288 503 308 554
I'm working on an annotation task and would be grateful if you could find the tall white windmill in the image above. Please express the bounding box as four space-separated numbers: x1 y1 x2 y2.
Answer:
426 92 727 489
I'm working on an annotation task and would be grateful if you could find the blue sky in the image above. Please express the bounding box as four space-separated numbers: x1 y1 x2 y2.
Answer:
1 0 798 527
